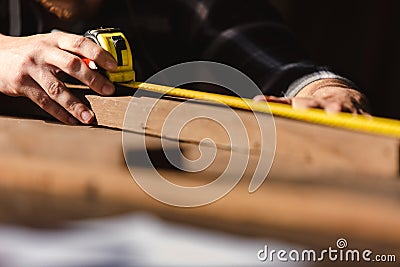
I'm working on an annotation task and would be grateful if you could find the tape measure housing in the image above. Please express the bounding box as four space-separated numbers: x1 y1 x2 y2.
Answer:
84 28 135 83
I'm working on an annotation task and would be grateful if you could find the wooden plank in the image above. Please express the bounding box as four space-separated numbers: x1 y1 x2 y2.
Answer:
111 96 399 178
1 85 399 177
66 90 400 178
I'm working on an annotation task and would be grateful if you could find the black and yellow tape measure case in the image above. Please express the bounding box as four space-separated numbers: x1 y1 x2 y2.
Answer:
84 28 135 83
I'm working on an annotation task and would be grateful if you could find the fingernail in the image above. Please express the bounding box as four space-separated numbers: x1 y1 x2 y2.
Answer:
326 103 341 114
81 110 94 123
68 117 79 125
253 95 266 102
102 83 115 95
106 60 117 70
325 107 340 115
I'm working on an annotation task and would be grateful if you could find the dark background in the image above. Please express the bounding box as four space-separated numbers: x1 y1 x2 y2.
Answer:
271 0 400 119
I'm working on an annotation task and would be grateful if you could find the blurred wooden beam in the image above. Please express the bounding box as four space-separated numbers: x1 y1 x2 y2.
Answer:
0 117 399 252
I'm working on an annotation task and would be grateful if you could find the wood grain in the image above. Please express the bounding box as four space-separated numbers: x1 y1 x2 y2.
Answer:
1 85 399 178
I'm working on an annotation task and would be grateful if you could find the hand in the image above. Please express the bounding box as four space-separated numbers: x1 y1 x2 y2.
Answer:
254 78 370 115
0 32 118 124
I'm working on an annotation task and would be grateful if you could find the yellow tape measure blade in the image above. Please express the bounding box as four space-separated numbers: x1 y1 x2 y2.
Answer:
120 81 400 138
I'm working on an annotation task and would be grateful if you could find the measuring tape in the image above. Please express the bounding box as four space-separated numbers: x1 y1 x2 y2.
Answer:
84 28 400 138
84 28 136 83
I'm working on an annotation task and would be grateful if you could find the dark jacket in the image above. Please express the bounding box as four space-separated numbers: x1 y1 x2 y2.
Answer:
0 0 344 97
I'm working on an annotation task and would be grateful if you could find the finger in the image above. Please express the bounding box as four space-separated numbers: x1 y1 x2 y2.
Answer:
340 101 366 115
323 101 342 114
291 97 319 110
361 111 373 118
22 79 79 125
46 48 115 95
30 68 95 124
350 93 370 114
54 32 117 71
253 95 292 104
266 96 292 104
293 97 345 114
253 95 267 102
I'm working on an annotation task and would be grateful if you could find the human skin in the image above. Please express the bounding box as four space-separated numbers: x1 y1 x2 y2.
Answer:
254 79 370 115
0 32 117 124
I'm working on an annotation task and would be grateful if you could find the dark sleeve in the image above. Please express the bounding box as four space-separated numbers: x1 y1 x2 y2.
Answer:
187 0 332 96
0 0 10 34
